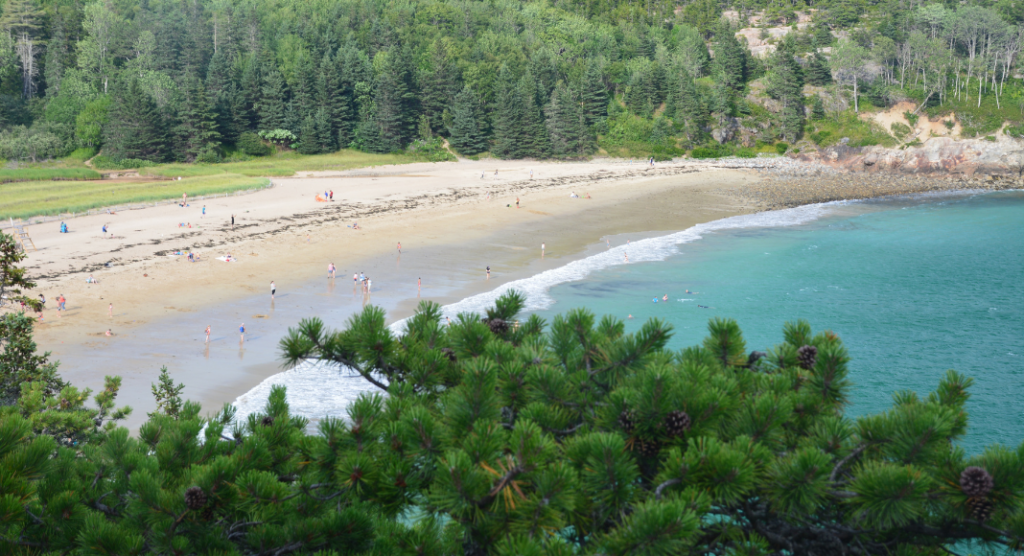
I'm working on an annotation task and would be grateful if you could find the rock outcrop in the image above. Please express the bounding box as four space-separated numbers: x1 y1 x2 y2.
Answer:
793 136 1024 177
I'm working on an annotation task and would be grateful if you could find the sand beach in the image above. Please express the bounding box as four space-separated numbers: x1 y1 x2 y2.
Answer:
10 157 1008 429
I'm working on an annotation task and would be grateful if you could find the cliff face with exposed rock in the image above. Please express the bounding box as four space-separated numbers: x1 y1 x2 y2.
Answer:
793 136 1024 178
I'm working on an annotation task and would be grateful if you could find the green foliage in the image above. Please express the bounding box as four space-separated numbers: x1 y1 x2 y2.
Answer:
406 137 456 163
775 142 790 154
806 111 896 148
2 279 1024 554
0 167 100 183
735 147 756 158
90 156 157 170
237 132 272 157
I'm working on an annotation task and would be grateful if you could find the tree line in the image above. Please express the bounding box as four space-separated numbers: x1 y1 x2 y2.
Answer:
0 0 1022 164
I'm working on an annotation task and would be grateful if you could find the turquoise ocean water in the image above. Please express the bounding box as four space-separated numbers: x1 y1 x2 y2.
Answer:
531 191 1024 453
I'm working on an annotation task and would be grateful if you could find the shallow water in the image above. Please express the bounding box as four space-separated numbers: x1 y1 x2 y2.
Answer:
531 191 1024 453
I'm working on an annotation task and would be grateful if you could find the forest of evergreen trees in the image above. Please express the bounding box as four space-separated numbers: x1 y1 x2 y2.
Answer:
0 0 1021 164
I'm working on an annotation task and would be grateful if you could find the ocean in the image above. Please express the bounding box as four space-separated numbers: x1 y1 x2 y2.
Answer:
235 190 1024 453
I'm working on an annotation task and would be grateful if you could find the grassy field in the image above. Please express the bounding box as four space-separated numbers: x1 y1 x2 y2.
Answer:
140 149 426 178
0 174 268 220
0 168 102 184
0 149 429 220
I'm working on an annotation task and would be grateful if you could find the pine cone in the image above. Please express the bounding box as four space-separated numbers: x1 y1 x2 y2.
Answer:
960 466 994 497
967 497 994 521
664 410 691 437
261 415 274 427
185 486 207 510
440 347 457 362
618 410 636 434
638 439 661 458
797 345 818 370
485 318 508 335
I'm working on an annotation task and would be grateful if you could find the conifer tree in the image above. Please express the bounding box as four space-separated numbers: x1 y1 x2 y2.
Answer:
713 22 746 90
372 68 406 153
805 51 833 86
767 42 805 143
811 94 826 120
420 38 461 135
518 72 550 158
675 73 707 146
103 79 168 162
491 66 524 159
546 84 592 158
580 59 608 130
448 85 486 155
238 54 261 129
172 74 220 162
290 53 316 124
317 52 350 149
297 114 320 154
258 65 288 131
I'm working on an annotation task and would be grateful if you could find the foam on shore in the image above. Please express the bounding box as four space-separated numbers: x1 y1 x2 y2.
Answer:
228 203 840 425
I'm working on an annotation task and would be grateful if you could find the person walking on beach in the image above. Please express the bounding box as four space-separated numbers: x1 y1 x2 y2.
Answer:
57 294 66 312
270 281 276 300
397 242 401 254
530 169 533 179
205 325 211 343
486 266 490 279
541 243 545 257
516 197 520 209
418 277 421 290
202 205 206 217
328 263 336 279
239 323 245 344
108 303 113 317
231 215 235 229
624 253 629 263
329 190 334 200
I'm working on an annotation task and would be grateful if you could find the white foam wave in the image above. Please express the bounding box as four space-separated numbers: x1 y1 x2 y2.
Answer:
228 203 839 425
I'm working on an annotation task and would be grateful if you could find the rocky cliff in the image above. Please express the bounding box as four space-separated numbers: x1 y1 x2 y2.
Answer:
794 136 1024 178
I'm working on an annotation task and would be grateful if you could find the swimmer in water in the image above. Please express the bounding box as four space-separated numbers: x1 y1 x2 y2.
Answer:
652 298 658 303
662 294 668 301
627 314 634 319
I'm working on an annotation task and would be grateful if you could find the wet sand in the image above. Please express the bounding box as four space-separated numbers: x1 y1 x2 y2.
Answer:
26 162 757 429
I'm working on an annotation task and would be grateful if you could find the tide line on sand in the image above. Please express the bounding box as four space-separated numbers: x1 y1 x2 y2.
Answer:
227 201 841 426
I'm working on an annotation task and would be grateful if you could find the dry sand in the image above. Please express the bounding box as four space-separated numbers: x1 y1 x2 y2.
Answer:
12 156 995 427
15 158 761 424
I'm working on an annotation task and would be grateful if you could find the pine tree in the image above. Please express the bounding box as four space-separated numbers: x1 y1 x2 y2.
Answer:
580 59 608 130
172 74 220 162
449 85 486 155
103 79 168 162
518 72 550 158
317 52 351 149
290 53 316 125
491 66 524 159
811 95 826 120
238 54 261 129
805 52 833 87
546 85 592 158
297 114 320 154
767 43 805 143
675 73 707 146
713 22 746 90
420 38 461 135
372 68 406 153
258 65 288 131
314 107 334 153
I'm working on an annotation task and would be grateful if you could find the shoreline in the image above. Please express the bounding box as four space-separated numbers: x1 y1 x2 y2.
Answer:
12 158 1015 429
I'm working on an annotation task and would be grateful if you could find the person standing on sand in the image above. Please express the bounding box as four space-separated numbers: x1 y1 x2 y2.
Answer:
530 169 533 179
58 294 66 312
271 281 276 300
397 242 401 254
202 205 206 217
624 253 629 263
516 197 520 209
231 215 235 229
108 303 113 317
541 243 545 257
205 325 211 343
486 266 490 279
328 263 335 279
239 323 245 344
418 277 421 290
329 190 334 200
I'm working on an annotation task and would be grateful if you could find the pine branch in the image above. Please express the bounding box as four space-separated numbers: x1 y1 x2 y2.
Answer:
654 478 681 500
830 443 868 483
476 466 524 508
